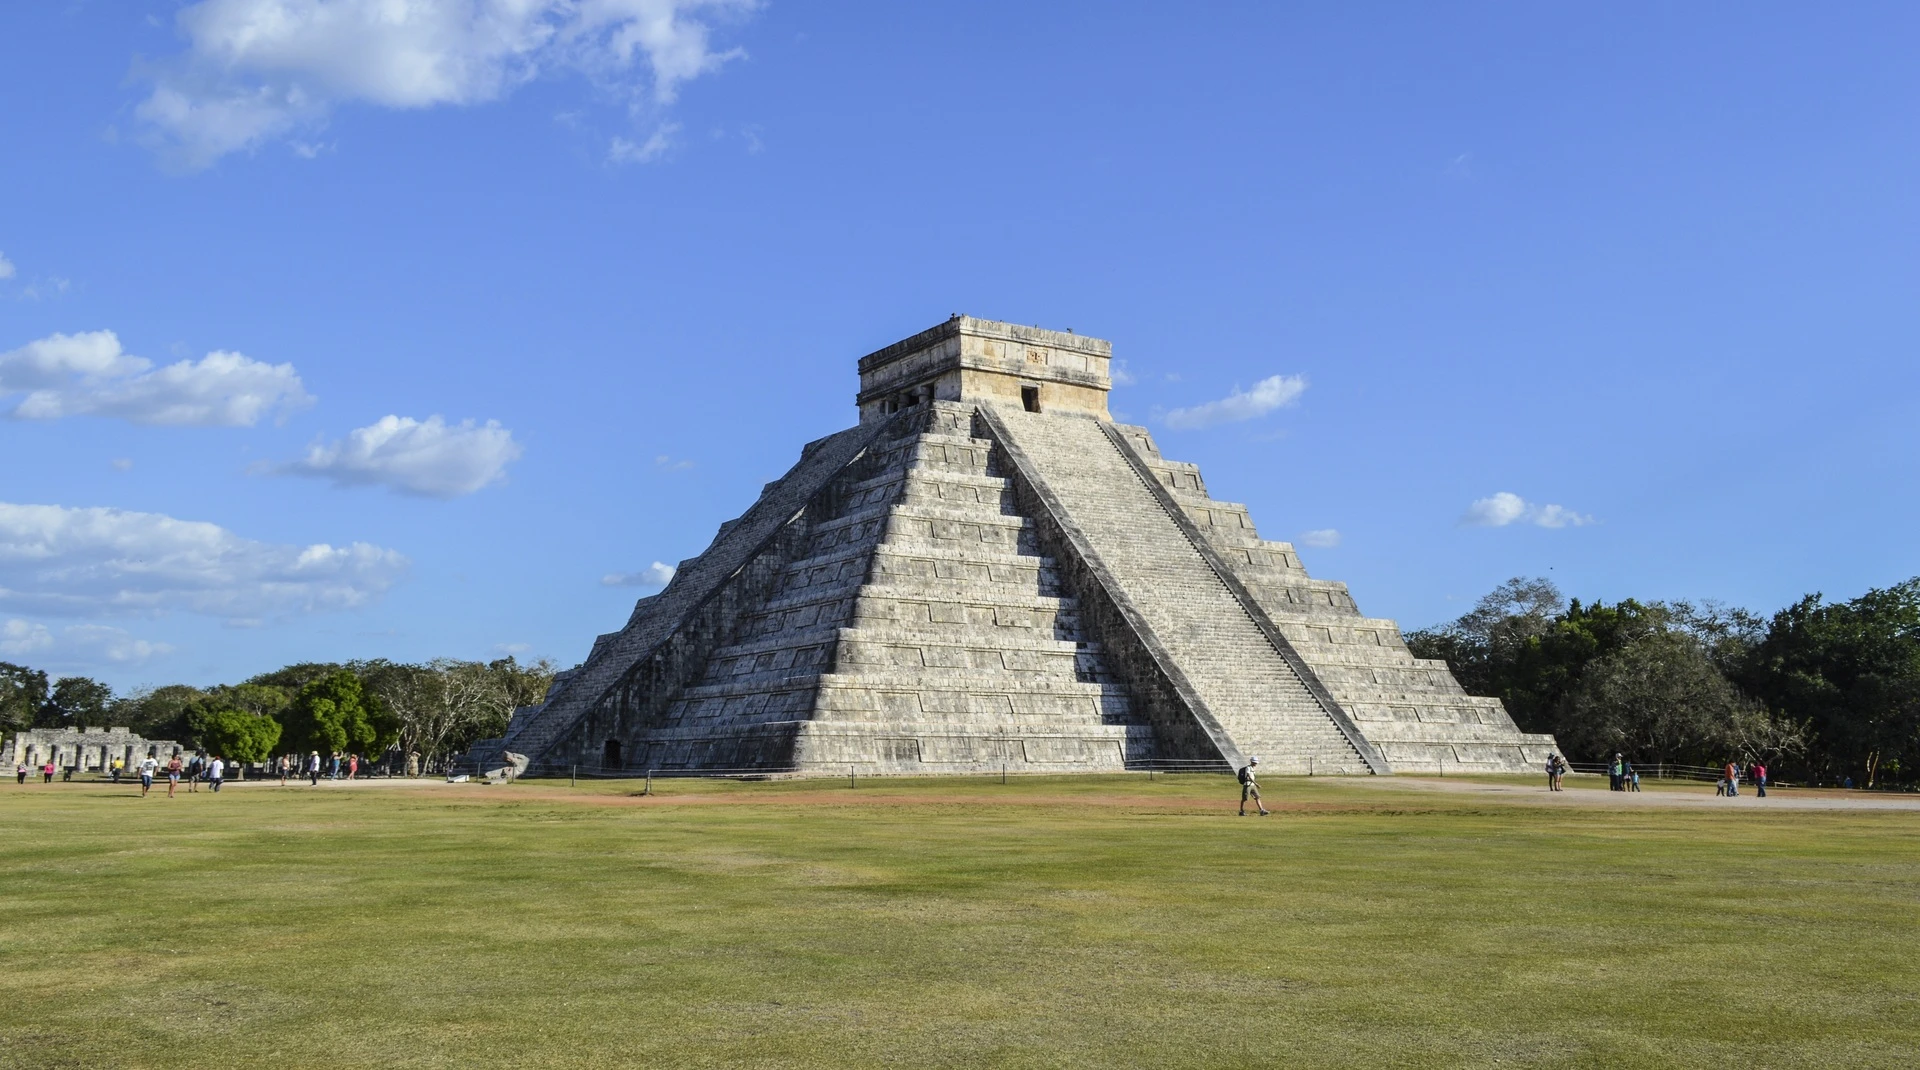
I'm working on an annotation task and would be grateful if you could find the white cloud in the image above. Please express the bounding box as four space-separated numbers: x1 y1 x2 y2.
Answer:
0 502 407 621
0 330 313 426
1110 359 1137 387
3 619 175 665
1529 504 1593 529
0 618 53 658
1297 528 1341 549
1161 374 1307 430
3 620 174 665
0 252 14 280
610 122 678 164
654 454 694 471
601 561 676 587
1462 492 1593 529
284 415 523 498
1462 492 1528 528
137 0 759 169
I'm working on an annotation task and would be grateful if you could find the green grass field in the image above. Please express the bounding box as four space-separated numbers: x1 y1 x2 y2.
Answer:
2 773 1915 1068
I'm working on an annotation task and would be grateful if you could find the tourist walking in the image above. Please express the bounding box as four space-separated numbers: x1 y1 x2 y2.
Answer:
138 754 158 797
41 760 55 784
1724 760 1740 797
15 762 25 785
1237 755 1271 816
329 752 341 780
308 750 321 786
1609 753 1626 791
208 755 225 793
1753 761 1768 798
187 754 203 792
166 754 183 797
1623 760 1640 792
1544 753 1557 791
347 753 359 781
276 754 288 786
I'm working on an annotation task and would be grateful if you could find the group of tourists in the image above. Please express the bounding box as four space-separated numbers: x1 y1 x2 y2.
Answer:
1716 760 1768 797
10 749 378 793
1607 753 1641 792
257 751 365 786
127 753 230 797
1538 751 1776 798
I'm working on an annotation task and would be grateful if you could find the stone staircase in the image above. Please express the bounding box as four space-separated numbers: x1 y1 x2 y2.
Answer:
988 407 1376 774
1116 422 1559 772
466 419 895 772
618 403 1146 772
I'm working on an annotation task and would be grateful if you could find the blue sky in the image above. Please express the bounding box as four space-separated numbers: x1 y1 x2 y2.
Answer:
1 2 1915 690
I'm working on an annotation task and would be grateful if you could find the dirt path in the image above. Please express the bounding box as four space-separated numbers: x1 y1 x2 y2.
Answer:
1348 775 1920 812
144 773 1920 814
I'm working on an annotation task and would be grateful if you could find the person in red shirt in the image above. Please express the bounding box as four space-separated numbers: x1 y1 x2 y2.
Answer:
1724 760 1740 797
1753 761 1768 798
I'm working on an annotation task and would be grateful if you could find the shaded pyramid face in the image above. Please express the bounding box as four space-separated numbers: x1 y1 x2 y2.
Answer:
478 319 1559 776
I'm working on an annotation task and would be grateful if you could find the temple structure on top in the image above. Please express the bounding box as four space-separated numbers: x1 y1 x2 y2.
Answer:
468 316 1558 776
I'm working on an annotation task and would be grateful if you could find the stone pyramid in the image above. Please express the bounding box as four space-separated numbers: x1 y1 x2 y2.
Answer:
473 317 1559 776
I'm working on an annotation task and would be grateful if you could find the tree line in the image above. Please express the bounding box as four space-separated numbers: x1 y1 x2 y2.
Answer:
1406 576 1920 787
0 657 554 772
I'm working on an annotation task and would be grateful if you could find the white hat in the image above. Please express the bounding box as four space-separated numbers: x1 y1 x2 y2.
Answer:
1249 755 1260 763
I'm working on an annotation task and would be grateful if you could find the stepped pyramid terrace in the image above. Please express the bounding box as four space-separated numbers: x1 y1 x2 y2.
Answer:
470 317 1560 777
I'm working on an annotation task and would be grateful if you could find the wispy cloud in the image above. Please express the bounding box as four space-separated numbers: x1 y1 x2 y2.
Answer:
0 501 406 621
1 619 173 664
1161 374 1306 431
654 454 695 472
0 330 313 426
1110 359 1137 387
602 561 676 587
1461 492 1593 529
135 0 760 170
611 123 678 164
280 415 523 498
0 252 13 280
1297 528 1341 548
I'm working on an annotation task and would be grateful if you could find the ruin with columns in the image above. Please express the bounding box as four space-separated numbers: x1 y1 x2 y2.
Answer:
7 727 184 772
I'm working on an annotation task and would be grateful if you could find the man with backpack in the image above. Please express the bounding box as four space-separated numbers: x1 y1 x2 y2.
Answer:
1237 756 1270 817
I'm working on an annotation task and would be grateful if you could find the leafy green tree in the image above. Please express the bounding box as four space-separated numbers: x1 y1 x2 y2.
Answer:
36 676 114 729
185 704 283 764
1560 630 1759 766
280 669 398 758
1408 579 1663 737
1742 578 1920 787
0 662 49 733
1407 577 1564 700
110 684 207 741
1507 598 1665 736
245 662 344 696
362 656 557 768
205 683 291 721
